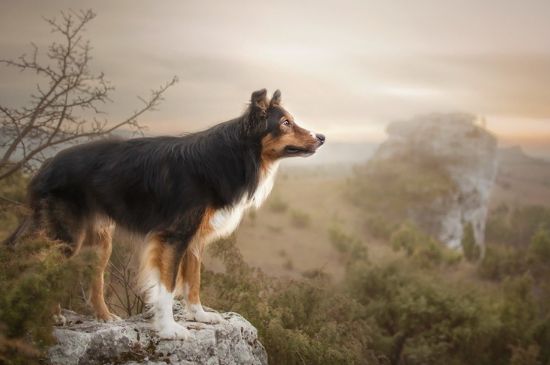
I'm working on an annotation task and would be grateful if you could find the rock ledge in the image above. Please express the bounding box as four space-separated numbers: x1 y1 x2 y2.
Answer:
48 304 267 365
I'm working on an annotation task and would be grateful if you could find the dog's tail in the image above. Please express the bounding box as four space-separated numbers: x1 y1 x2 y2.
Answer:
2 216 35 247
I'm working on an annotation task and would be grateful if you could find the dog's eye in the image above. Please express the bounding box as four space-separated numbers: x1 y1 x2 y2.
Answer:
282 120 291 127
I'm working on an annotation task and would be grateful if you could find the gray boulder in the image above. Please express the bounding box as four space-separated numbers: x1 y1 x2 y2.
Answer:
48 303 268 365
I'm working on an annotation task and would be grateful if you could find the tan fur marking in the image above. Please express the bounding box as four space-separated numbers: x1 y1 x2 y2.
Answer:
261 126 317 161
187 208 215 259
84 222 115 320
144 235 176 292
175 208 215 303
182 251 202 304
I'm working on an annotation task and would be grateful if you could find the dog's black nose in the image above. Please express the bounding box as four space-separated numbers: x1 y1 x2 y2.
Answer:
316 133 326 144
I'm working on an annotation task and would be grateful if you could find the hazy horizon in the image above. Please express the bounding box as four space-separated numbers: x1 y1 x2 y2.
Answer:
1 0 550 158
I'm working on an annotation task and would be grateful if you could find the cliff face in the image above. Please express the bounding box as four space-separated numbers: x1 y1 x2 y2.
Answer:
48 303 267 365
371 113 498 251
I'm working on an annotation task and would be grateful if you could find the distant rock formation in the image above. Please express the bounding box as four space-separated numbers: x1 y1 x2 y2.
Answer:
48 303 267 365
371 113 498 252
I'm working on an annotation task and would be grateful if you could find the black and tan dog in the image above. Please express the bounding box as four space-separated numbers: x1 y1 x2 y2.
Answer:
3 89 325 339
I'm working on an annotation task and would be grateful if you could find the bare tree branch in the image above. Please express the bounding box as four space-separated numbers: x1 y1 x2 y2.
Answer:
106 242 145 317
0 9 178 181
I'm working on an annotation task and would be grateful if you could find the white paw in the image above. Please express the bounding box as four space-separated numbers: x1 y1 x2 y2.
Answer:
157 321 190 340
192 309 223 324
53 313 67 326
97 313 122 322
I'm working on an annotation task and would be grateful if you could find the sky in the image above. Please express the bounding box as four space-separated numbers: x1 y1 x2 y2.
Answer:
1 0 550 157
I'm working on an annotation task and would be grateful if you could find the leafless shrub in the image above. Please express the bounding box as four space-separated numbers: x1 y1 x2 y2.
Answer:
0 9 177 181
106 242 144 317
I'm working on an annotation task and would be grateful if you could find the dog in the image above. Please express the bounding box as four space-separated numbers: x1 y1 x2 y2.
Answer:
3 89 325 339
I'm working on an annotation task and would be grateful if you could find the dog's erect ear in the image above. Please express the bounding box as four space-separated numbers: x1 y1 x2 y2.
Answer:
244 89 268 134
251 89 268 112
270 89 281 107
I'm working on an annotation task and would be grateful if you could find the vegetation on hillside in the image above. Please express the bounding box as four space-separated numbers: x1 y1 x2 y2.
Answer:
2 167 550 364
349 151 456 233
201 219 550 365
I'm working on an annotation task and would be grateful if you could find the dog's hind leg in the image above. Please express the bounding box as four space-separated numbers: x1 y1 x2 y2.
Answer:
40 198 86 325
84 219 120 322
140 234 190 340
43 198 86 257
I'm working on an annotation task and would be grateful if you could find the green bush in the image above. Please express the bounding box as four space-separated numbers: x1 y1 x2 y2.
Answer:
389 223 459 269
0 172 29 236
268 195 288 213
528 227 550 266
0 238 95 364
201 233 550 365
478 245 527 281
290 209 311 229
202 237 379 365
365 214 396 240
390 222 422 256
345 261 500 365
348 152 456 227
486 204 550 248
461 222 480 262
509 345 541 365
328 225 368 264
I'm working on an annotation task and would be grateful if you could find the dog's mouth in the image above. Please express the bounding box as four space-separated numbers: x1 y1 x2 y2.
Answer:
284 145 317 157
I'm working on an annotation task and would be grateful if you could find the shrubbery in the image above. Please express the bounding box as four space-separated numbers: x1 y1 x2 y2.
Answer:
268 195 289 213
461 222 481 262
348 152 456 228
390 222 461 268
528 227 550 267
328 225 368 264
478 245 527 280
486 204 550 248
0 238 95 364
289 209 311 229
2 171 550 365
201 224 550 365
202 237 378 365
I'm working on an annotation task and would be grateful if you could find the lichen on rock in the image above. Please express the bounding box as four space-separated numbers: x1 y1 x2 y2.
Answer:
47 303 267 365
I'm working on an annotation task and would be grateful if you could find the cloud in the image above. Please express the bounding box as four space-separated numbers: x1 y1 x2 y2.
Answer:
1 0 549 147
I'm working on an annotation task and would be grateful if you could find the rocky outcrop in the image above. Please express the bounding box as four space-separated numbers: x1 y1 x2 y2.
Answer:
48 303 267 365
371 113 498 251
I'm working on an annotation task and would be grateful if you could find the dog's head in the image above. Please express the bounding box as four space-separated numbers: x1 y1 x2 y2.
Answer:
245 89 325 160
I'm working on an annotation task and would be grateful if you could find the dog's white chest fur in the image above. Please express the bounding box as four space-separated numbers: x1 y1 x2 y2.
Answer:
207 162 279 243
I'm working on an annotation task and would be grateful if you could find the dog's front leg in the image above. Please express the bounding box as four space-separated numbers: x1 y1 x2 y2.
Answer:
180 251 223 323
141 237 190 340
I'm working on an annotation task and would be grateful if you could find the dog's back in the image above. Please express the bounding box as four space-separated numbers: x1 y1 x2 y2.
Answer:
2 88 325 338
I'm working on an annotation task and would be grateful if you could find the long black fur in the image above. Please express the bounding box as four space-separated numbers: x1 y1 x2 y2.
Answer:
3 89 289 287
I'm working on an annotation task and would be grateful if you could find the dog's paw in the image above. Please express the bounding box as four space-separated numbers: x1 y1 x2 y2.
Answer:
97 312 122 322
157 321 190 340
191 309 223 324
53 313 67 326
